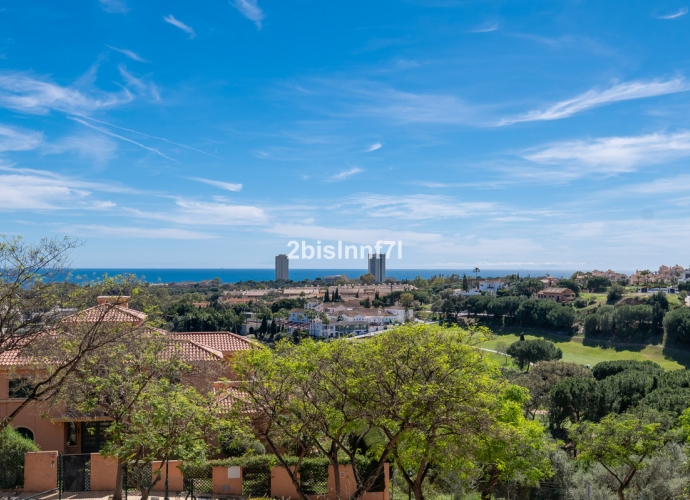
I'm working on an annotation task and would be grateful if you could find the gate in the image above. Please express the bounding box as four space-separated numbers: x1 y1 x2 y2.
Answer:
242 462 271 497
60 454 91 492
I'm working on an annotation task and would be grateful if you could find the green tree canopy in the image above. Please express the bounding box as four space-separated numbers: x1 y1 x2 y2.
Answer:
506 339 563 371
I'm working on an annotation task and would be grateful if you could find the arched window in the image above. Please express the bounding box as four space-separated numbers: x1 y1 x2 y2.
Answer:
15 427 34 441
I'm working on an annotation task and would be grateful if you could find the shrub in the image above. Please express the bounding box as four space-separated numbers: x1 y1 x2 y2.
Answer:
606 284 625 304
591 360 663 380
663 307 690 344
506 339 563 371
0 426 39 489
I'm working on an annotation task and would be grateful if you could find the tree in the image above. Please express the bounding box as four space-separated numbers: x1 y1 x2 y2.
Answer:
513 361 591 419
571 409 675 500
0 236 80 359
360 273 376 285
647 291 669 311
506 339 562 371
586 276 612 292
462 274 469 292
474 386 556 500
607 284 625 304
473 267 480 279
4 279 155 429
663 307 690 344
324 289 331 302
54 331 188 500
549 377 600 430
259 317 268 337
102 381 217 500
333 288 340 302
233 324 510 500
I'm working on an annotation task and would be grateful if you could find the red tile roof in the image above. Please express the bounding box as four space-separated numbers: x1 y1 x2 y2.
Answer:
164 340 224 362
170 332 255 354
62 303 147 324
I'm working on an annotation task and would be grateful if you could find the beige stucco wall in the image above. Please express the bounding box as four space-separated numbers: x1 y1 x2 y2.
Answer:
24 451 58 492
90 453 119 491
0 372 66 452
212 466 242 495
150 460 184 493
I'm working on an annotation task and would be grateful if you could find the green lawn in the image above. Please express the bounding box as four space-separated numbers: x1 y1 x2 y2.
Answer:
480 329 690 371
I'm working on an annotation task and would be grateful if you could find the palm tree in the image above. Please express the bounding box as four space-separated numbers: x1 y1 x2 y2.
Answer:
473 267 480 279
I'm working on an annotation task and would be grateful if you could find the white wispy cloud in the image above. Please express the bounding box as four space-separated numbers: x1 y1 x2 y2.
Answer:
117 64 160 100
71 117 175 161
99 0 128 14
0 167 116 210
328 167 363 181
74 115 222 159
163 15 196 39
44 133 117 163
654 7 688 19
190 177 243 192
231 0 265 29
523 131 690 176
366 143 382 152
128 200 267 226
106 45 148 63
469 21 500 33
351 194 498 220
69 225 216 240
499 78 690 125
0 72 133 115
0 125 42 152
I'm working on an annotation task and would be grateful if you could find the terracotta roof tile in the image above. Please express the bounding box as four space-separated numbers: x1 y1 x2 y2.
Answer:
164 340 224 362
62 303 147 324
170 332 255 354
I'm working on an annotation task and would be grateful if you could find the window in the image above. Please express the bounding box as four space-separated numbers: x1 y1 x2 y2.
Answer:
67 422 78 446
9 378 33 399
15 427 34 441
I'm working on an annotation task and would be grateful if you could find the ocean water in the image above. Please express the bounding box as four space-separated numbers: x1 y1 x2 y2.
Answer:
69 268 577 284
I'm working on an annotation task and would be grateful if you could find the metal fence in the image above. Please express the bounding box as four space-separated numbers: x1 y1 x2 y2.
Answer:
59 454 91 493
242 462 272 497
182 463 213 498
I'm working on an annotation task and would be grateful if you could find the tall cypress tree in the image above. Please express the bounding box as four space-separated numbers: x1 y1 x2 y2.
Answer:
334 288 339 302
324 289 330 302
259 317 268 336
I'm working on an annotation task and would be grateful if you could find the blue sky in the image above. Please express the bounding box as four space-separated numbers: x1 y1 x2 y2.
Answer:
1 0 690 270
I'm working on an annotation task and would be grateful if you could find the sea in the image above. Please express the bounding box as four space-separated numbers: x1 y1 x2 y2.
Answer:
68 268 578 284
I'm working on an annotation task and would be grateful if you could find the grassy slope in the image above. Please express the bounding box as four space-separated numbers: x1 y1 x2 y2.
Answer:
480 328 690 371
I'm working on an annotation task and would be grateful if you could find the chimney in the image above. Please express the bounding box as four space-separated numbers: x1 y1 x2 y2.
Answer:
97 296 130 308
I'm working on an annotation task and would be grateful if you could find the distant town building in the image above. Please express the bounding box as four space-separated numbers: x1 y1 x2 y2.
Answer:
275 254 289 281
368 253 386 283
537 287 576 303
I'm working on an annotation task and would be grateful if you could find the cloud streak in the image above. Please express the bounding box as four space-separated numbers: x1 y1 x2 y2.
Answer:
523 131 690 175
163 15 196 39
0 72 133 115
190 177 243 192
106 45 148 63
231 0 265 28
499 78 690 125
654 7 688 19
0 125 42 152
328 167 363 181
71 117 175 160
366 143 382 152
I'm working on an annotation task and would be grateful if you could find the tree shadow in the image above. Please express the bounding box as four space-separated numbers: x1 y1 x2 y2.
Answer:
490 324 576 344
661 343 690 369
580 337 645 353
